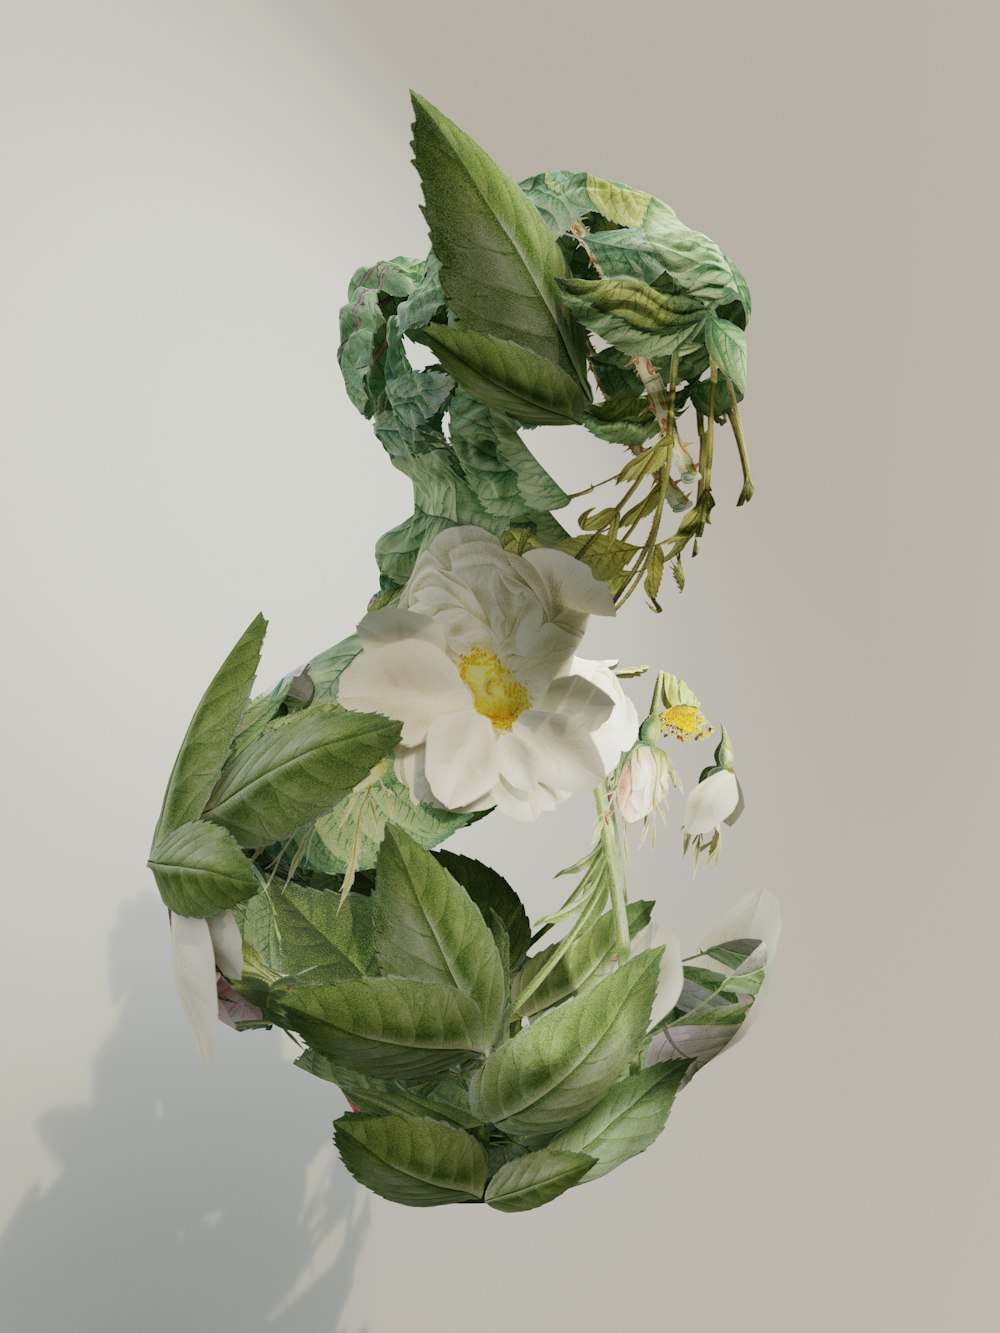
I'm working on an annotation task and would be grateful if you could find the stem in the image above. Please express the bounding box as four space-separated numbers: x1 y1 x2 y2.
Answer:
595 784 630 961
696 362 717 536
726 383 754 506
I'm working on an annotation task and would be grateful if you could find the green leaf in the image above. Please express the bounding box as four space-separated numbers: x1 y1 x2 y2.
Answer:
396 253 446 334
584 396 659 447
557 533 638 582
688 374 742 419
337 271 387 416
585 174 652 228
411 92 586 384
149 819 260 916
705 316 748 396
548 1061 690 1181
297 1052 482 1128
306 760 481 876
375 829 506 1038
484 1148 594 1212
644 544 665 611
589 346 644 400
334 1113 488 1206
383 314 454 429
448 390 569 518
152 615 267 847
558 276 706 359
469 949 662 1139
305 634 361 705
204 703 401 848
432 850 532 969
277 977 490 1078
411 325 588 426
514 900 653 1019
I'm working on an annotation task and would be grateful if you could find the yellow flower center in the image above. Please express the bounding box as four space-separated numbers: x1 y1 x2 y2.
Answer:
660 704 713 742
458 647 531 731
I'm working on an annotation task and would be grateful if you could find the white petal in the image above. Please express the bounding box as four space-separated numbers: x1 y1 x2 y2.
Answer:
683 768 740 836
170 913 219 1064
356 606 446 652
337 639 471 745
616 747 658 823
700 887 782 963
572 658 639 774
515 711 606 793
522 547 615 619
538 672 614 733
492 775 561 821
631 922 685 1027
423 710 500 809
207 910 243 979
494 727 541 791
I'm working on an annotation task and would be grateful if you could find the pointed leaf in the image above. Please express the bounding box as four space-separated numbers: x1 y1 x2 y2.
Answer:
558 276 706 359
153 615 266 846
585 174 652 228
705 316 748 396
204 703 401 848
411 325 588 426
433 850 532 968
548 1060 690 1181
411 92 586 384
335 1113 488 1206
277 977 489 1078
375 829 506 1037
484 1148 594 1212
149 819 260 916
469 949 662 1138
297 1052 482 1128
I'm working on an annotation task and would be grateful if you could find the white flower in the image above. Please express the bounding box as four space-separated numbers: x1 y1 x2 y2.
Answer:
170 909 245 1063
615 744 672 824
337 527 632 820
683 767 741 837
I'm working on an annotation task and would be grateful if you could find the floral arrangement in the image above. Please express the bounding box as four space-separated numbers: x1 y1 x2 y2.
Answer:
150 94 780 1213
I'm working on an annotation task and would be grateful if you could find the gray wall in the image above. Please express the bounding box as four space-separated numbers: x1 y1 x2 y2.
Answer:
2 2 996 1329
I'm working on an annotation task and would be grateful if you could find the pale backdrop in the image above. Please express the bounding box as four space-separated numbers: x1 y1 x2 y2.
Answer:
1 1 996 1330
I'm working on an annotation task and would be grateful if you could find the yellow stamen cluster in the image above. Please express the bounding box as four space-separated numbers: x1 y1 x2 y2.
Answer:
459 647 531 731
660 704 713 742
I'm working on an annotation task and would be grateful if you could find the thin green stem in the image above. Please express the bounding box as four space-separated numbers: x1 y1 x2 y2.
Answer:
725 383 754 506
594 784 630 961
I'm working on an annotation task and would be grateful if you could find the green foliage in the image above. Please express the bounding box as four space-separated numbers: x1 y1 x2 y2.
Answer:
149 819 260 916
375 829 506 1040
334 1113 488 1206
484 1149 595 1213
152 615 266 848
411 92 587 386
469 949 662 1139
548 1061 690 1181
432 850 532 969
204 703 401 848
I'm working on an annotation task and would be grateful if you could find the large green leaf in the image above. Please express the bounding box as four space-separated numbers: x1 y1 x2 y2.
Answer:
584 396 659 447
149 819 260 916
548 1060 690 1181
558 276 707 359
411 93 587 385
432 850 532 969
469 949 662 1139
334 1113 488 1206
514 900 654 1019
152 615 266 847
297 1051 482 1128
203 703 401 848
448 390 569 519
277 977 490 1078
411 325 588 426
484 1148 594 1213
704 315 748 396
375 829 506 1038
304 634 361 705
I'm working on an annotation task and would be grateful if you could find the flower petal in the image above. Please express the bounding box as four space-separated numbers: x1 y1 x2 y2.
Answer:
572 658 640 774
515 710 606 793
683 768 740 836
337 639 470 745
522 547 615 620
423 710 500 809
538 671 614 733
631 922 684 1026
356 606 446 652
495 727 542 791
207 909 243 979
170 913 220 1063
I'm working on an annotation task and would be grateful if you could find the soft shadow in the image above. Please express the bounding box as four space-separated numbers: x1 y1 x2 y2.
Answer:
0 895 369 1333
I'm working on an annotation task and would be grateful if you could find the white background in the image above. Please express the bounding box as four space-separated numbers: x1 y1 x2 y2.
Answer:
1 2 996 1329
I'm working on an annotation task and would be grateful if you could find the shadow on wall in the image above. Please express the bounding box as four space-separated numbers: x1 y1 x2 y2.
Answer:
0 895 369 1333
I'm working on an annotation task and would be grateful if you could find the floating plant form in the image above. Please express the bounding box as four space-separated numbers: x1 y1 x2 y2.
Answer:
150 93 780 1213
